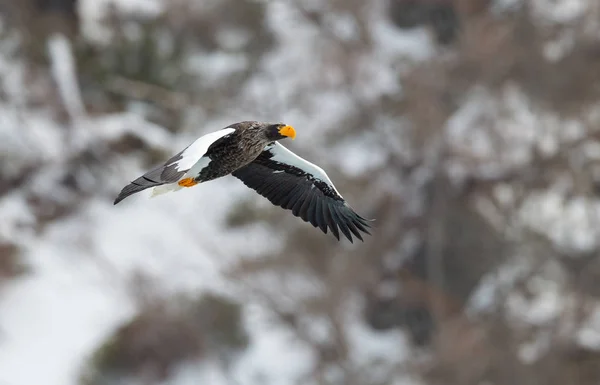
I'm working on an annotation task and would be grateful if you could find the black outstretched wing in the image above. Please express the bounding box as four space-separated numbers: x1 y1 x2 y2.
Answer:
232 142 372 242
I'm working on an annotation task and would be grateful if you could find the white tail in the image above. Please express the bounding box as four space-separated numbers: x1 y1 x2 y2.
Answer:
151 183 183 198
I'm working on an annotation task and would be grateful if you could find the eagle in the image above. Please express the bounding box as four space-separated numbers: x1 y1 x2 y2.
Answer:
114 121 372 242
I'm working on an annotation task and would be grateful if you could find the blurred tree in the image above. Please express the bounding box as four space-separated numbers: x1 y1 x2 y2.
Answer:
0 0 79 61
81 291 248 385
3 0 600 384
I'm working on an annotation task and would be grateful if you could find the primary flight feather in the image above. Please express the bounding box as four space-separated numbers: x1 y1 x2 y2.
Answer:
113 121 372 242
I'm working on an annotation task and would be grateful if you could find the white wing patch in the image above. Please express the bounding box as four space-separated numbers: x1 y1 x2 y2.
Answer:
149 127 235 198
183 156 211 179
267 142 343 197
174 128 235 171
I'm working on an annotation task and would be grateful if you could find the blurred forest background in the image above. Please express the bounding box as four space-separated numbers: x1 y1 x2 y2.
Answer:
2 0 600 384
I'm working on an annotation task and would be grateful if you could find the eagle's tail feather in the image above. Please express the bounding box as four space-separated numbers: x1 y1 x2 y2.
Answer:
150 183 182 198
114 175 164 205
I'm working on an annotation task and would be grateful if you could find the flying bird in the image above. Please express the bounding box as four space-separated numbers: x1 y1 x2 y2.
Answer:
114 121 372 242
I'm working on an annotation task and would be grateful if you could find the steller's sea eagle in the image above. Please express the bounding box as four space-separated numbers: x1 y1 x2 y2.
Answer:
114 121 372 242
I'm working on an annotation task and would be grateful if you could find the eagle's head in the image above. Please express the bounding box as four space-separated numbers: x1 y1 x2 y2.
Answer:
261 122 297 141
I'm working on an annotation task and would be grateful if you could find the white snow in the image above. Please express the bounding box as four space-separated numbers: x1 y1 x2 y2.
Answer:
520 192 600 253
79 0 165 43
0 174 280 385
531 0 588 24
4 0 600 384
0 270 133 385
186 52 249 86
47 33 86 121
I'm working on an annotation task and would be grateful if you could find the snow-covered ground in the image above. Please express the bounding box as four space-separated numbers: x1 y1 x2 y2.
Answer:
0 1 421 384
2 0 600 384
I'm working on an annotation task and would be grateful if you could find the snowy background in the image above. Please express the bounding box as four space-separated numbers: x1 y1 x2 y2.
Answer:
2 0 600 384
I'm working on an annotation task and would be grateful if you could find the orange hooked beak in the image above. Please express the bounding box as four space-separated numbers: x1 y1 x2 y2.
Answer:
278 125 296 140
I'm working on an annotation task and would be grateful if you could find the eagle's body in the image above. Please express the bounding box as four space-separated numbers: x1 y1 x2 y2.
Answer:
194 125 272 182
114 121 372 242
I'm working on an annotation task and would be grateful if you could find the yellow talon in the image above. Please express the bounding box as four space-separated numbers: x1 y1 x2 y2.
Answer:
178 177 198 187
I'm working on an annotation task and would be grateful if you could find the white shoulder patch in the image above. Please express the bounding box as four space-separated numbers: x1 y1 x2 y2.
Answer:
267 142 342 197
175 128 235 171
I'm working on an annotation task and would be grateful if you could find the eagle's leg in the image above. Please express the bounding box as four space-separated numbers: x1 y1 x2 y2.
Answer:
178 178 199 187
